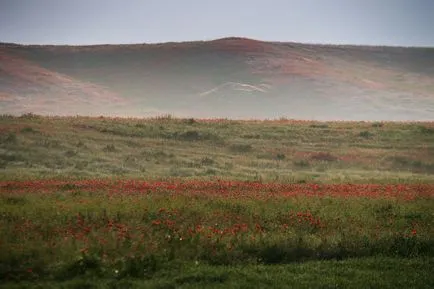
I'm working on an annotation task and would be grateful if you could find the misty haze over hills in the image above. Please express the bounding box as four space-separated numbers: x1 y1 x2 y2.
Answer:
1 37 434 121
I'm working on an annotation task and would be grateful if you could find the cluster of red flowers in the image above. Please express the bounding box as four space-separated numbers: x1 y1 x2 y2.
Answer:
3 178 431 278
1 179 432 200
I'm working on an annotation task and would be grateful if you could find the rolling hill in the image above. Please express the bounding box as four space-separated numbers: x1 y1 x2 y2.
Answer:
1 37 434 120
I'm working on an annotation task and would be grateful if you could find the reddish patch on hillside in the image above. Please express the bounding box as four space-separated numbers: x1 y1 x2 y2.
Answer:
0 92 13 101
210 37 274 54
0 50 122 102
0 49 127 115
207 38 329 78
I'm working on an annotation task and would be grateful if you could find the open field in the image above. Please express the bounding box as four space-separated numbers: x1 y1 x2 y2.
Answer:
1 180 433 288
1 115 434 288
1 114 434 182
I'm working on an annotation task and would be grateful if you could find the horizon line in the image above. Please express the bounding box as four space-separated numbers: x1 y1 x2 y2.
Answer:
1 36 433 49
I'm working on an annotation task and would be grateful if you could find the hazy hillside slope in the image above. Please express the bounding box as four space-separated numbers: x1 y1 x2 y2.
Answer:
1 38 434 120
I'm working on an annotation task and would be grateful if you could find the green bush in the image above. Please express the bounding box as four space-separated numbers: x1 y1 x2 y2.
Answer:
416 125 434 135
359 131 373 138
183 118 197 125
276 153 286 161
21 127 37 133
309 124 329 129
2 132 17 144
229 144 253 153
19 113 40 119
179 131 201 141
372 122 384 128
103 144 117 152
200 157 215 165
293 160 310 168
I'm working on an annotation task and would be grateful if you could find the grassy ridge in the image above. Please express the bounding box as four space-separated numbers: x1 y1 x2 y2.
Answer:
1 114 434 182
4 40 434 120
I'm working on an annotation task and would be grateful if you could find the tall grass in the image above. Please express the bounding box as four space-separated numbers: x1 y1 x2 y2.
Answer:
0 116 433 182
0 181 433 281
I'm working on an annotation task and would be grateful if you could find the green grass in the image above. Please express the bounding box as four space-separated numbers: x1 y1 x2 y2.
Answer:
1 115 433 288
1 115 434 182
0 182 433 287
3 258 433 289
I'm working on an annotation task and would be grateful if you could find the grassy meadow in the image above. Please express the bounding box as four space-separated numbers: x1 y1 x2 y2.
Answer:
1 114 434 288
1 114 434 182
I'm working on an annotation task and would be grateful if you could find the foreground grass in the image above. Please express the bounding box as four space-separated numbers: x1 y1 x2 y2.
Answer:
1 180 433 287
1 114 434 182
1 115 433 288
3 257 434 289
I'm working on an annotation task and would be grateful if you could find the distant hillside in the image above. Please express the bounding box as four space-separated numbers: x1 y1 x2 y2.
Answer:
1 37 434 120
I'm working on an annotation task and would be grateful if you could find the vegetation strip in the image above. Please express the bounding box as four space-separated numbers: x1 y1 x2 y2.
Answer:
1 179 433 284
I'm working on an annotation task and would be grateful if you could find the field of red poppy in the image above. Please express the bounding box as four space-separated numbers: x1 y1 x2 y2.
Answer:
1 179 433 288
1 115 434 288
